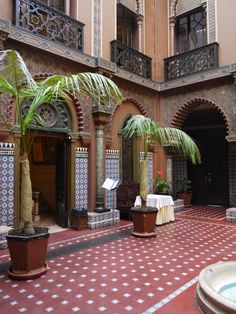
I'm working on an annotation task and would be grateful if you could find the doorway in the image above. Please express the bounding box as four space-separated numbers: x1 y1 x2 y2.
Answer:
187 128 228 205
183 106 228 205
29 134 69 227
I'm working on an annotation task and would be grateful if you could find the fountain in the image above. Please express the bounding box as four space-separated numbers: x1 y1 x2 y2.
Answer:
197 261 236 314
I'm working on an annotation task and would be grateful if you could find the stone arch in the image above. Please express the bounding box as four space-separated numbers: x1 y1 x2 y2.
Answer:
170 97 230 135
112 96 148 121
106 96 148 137
136 0 144 15
169 0 178 17
69 96 84 133
169 0 203 17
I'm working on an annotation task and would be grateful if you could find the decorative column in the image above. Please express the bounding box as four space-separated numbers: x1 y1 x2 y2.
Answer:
93 111 111 213
169 16 176 56
136 14 144 53
64 0 70 15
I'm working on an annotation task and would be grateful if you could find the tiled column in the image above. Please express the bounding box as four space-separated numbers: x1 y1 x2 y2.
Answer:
105 150 119 209
96 128 105 210
93 111 111 212
0 143 15 226
75 148 88 209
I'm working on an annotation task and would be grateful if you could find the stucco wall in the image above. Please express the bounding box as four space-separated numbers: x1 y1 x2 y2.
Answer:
76 0 92 55
217 0 236 67
102 0 116 60
0 0 12 21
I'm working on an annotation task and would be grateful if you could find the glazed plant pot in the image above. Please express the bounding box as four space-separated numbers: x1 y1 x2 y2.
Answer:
177 191 192 207
131 207 158 238
6 227 49 280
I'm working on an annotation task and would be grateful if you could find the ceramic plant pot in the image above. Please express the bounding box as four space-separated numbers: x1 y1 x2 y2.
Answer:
6 227 49 280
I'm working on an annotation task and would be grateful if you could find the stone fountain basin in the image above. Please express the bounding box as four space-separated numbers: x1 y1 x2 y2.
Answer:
197 261 236 314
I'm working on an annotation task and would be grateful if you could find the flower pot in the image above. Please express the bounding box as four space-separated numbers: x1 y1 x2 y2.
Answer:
177 192 193 207
131 207 158 238
6 227 49 280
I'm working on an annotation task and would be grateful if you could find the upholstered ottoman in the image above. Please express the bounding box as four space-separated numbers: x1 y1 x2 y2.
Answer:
226 208 236 223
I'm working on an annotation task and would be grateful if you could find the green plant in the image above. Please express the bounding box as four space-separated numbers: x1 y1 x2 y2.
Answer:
154 171 171 194
0 49 123 234
176 178 192 193
122 115 200 200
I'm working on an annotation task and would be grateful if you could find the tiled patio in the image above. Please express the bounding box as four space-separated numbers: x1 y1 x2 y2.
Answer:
0 207 236 313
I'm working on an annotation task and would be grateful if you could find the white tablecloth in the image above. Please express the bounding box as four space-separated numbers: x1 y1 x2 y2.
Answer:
134 194 175 225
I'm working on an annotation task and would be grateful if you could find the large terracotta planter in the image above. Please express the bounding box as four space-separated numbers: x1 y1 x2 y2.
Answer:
6 227 49 280
177 191 192 207
131 207 158 238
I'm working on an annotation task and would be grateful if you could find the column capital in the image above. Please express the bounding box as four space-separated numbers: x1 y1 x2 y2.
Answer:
136 14 143 25
169 16 176 26
92 111 111 129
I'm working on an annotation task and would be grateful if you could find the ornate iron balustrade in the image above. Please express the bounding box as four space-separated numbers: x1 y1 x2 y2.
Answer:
13 0 84 51
111 40 152 79
164 42 219 81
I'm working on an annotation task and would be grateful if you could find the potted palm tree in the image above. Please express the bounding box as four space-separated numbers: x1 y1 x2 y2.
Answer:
0 50 123 279
122 115 200 237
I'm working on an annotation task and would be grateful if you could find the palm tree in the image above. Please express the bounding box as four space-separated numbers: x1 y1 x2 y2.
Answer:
0 49 123 234
122 115 201 200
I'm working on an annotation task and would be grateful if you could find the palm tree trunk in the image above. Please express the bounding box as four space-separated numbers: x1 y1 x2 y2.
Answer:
140 159 149 201
20 154 35 234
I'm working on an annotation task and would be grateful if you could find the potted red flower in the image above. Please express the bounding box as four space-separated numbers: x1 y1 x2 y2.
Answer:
154 171 171 195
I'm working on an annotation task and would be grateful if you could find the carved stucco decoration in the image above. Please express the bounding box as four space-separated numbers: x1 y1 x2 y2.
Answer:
169 0 203 17
170 97 229 134
118 0 143 15
163 82 236 134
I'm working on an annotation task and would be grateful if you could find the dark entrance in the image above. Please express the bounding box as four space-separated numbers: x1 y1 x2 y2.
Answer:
183 106 228 205
30 134 69 227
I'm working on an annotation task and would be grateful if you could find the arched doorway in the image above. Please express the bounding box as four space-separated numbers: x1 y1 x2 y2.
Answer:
23 101 73 227
182 103 228 205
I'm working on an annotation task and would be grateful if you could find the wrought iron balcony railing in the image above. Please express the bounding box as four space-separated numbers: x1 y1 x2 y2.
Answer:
13 0 84 51
111 40 152 79
164 42 219 81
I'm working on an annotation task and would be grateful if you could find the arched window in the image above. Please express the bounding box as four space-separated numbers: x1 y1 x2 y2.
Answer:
176 8 207 53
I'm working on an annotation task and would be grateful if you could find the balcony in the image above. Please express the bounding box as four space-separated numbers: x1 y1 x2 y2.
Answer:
164 42 219 81
111 40 152 79
13 0 84 51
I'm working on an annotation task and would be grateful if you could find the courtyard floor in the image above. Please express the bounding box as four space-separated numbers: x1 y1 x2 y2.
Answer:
0 206 236 313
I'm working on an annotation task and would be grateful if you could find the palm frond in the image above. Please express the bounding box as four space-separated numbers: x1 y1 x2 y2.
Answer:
41 72 123 107
0 75 16 97
122 115 201 164
122 115 156 140
155 127 201 164
0 50 36 93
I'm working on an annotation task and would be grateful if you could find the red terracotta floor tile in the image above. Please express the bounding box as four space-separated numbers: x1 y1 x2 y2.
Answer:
1 210 236 313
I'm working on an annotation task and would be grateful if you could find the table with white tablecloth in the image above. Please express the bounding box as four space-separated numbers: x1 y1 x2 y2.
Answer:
134 194 175 225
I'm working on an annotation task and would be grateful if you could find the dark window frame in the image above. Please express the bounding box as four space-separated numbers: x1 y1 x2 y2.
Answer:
176 7 207 53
